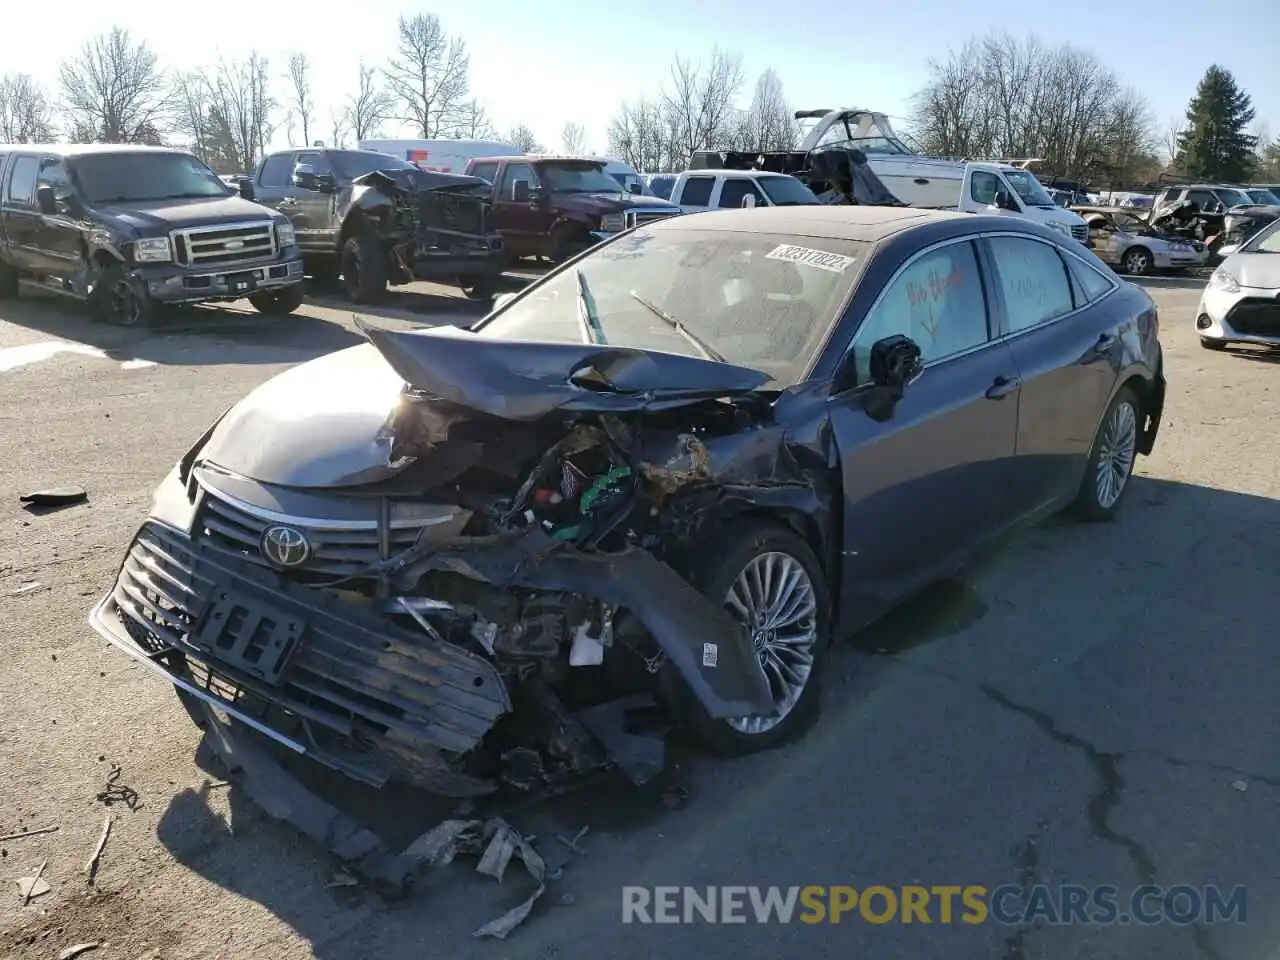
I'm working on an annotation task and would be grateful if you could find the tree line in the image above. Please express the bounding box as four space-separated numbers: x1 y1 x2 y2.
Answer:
0 19 1275 187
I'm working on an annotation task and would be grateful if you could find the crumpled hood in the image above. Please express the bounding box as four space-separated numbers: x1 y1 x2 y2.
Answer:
199 343 408 489
357 319 770 420
353 167 487 194
554 192 679 216
96 196 279 232
1230 252 1280 290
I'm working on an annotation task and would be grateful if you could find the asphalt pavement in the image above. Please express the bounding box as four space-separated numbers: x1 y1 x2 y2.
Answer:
0 273 1276 960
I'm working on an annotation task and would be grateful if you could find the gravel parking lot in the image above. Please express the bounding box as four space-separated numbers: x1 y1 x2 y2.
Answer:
0 274 1276 960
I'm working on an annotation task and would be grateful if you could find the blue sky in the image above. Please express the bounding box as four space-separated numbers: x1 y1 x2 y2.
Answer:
9 0 1279 155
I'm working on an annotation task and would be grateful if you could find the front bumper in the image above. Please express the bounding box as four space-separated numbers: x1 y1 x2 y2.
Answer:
137 253 305 304
1153 248 1208 269
89 520 509 793
407 234 505 281
1197 285 1280 345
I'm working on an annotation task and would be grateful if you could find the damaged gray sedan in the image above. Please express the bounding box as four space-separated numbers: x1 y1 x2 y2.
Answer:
89 205 1166 801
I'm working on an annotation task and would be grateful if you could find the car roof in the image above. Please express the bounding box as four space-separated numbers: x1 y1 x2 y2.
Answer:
646 205 973 242
0 143 190 158
683 170 799 180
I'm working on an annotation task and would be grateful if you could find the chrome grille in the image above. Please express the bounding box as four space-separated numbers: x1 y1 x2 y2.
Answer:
195 491 428 578
173 221 276 267
1071 224 1089 243
626 208 679 229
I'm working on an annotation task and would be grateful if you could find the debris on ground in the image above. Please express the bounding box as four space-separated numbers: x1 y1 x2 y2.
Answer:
19 486 88 508
11 582 41 596
1232 779 1248 792
18 860 50 904
399 816 552 939
0 825 58 844
554 826 589 855
325 871 359 889
660 783 691 810
83 816 112 884
58 943 100 959
95 764 142 811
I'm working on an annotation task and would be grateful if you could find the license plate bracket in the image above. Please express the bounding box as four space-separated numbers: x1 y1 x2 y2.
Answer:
226 270 260 293
191 588 304 684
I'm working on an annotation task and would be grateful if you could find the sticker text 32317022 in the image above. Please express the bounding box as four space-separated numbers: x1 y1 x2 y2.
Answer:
765 244 856 274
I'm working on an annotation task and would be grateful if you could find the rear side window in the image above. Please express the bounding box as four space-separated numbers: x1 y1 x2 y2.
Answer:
678 176 714 206
470 161 498 183
5 156 39 204
258 154 294 187
987 236 1074 332
1064 255 1115 306
717 178 763 209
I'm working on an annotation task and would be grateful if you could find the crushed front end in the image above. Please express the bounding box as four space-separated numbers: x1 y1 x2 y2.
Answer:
89 328 831 800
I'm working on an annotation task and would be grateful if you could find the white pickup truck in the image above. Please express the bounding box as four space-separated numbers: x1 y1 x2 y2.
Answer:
668 170 821 213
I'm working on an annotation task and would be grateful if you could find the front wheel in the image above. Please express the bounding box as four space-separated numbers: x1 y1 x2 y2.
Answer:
248 283 306 316
340 227 389 304
92 261 157 327
674 521 831 757
1070 386 1141 521
1121 247 1153 276
458 274 498 301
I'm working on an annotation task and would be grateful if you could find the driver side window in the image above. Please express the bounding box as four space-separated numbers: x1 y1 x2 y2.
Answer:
850 241 990 385
969 171 1000 205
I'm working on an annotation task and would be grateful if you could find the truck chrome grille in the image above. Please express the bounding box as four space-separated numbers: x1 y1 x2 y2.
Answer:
626 208 679 229
172 221 276 267
1071 224 1088 243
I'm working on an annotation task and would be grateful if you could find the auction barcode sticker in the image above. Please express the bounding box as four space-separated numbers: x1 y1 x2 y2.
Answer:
766 244 855 273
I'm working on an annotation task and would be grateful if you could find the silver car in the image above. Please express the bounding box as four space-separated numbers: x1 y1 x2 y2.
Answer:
1081 208 1208 276
1196 219 1280 350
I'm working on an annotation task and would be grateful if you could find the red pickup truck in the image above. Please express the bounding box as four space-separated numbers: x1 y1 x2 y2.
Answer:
464 155 681 263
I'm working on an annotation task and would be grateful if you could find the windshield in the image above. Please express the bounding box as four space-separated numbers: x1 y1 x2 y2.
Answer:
1002 170 1056 207
539 162 623 194
813 112 915 155
1112 213 1149 234
1246 188 1280 205
328 150 417 179
1216 188 1251 208
473 227 871 384
71 152 228 203
757 176 818 206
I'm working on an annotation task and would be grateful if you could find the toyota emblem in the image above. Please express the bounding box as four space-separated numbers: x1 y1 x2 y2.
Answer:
260 524 311 567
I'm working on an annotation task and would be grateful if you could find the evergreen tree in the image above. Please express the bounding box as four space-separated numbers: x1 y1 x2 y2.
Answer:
1175 65 1257 182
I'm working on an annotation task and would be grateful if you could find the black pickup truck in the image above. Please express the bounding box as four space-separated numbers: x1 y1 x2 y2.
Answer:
0 144 305 325
249 147 505 303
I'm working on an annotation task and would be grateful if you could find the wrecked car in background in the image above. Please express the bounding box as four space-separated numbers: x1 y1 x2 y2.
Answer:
250 147 505 303
89 206 1165 839
1076 206 1208 275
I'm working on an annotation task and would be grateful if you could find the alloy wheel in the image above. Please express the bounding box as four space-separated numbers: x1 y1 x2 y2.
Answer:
722 551 819 735
1095 400 1137 509
108 278 142 326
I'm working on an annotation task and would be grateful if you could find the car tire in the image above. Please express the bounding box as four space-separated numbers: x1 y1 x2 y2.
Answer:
549 225 593 264
92 260 157 327
248 283 305 316
1121 247 1153 276
1070 385 1141 522
0 258 19 298
1199 337 1228 351
458 274 498 301
340 224 388 304
668 520 832 758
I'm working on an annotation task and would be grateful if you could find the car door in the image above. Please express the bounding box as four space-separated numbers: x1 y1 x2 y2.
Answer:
828 237 1021 617
983 234 1121 518
493 161 545 253
253 152 311 245
294 150 339 249
32 156 84 278
2 155 43 272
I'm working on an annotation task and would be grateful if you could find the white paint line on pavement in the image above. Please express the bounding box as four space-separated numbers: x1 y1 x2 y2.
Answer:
0 341 157 373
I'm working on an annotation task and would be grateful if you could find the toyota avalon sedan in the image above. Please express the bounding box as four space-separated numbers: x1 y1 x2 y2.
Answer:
1196 216 1280 350
89 206 1166 815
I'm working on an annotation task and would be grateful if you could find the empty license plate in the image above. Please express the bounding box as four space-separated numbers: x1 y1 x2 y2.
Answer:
191 588 304 684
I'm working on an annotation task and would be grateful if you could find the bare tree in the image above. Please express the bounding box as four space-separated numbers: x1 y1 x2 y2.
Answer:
286 53 313 146
58 27 170 142
345 62 391 142
329 109 348 149
661 48 744 164
504 124 543 153
910 32 1158 184
561 121 586 154
608 97 674 172
0 73 56 143
171 70 214 162
732 69 796 152
1160 117 1186 167
449 99 495 139
203 54 276 173
385 13 470 138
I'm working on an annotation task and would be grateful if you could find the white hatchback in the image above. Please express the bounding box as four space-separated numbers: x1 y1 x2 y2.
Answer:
1195 219 1280 350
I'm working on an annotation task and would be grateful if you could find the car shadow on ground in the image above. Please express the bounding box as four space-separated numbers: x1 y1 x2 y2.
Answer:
305 271 544 328
1221 345 1280 364
1 290 365 368
1131 274 1208 291
150 474 1280 958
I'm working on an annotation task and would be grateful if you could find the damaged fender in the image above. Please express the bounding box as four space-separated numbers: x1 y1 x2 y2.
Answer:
395 527 774 718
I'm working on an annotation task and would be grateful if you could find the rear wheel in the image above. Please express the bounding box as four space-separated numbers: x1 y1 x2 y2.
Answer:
1121 246 1153 276
340 225 389 304
248 283 305 316
1070 386 1140 521
674 521 831 757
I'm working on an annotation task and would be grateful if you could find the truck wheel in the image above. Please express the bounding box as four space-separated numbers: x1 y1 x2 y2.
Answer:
249 283 306 316
92 261 157 327
549 225 593 264
458 275 497 301
340 225 388 304
0 258 18 298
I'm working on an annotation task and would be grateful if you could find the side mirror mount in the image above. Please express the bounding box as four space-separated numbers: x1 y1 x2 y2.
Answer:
741 194 757 209
315 173 336 194
35 185 57 216
512 179 531 203
862 334 924 422
239 179 256 201
627 182 642 195
292 164 321 191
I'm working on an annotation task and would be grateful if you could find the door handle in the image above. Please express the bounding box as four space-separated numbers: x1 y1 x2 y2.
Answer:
985 375 1020 399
